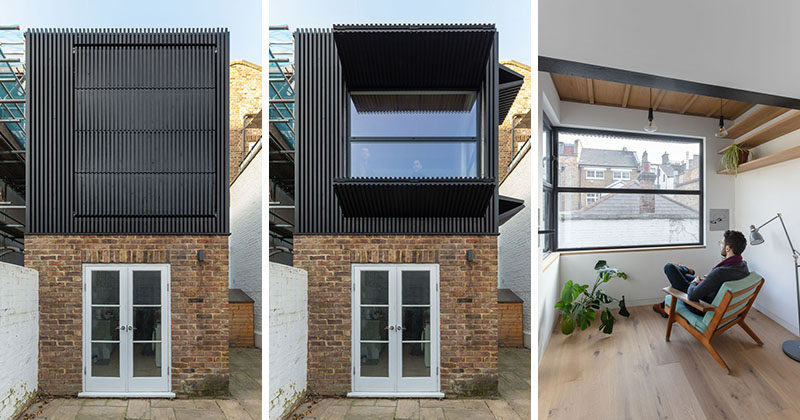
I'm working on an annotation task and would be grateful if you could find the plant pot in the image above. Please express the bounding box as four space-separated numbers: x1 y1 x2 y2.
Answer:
737 149 749 165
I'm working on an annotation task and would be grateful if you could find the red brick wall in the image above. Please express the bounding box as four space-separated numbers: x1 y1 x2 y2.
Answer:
25 235 230 397
294 235 498 397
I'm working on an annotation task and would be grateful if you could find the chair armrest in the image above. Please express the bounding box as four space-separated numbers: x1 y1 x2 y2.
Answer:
662 286 716 312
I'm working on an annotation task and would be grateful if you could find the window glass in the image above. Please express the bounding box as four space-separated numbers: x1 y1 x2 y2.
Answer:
350 142 477 178
349 93 477 138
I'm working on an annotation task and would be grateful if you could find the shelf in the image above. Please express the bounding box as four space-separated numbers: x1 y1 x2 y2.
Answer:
722 105 790 141
717 143 800 174
718 111 800 154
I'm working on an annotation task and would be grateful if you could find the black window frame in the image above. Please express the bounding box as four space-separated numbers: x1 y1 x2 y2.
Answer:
538 114 556 254
551 126 704 252
346 89 483 178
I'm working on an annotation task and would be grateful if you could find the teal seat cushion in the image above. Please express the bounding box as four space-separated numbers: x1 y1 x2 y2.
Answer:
664 295 708 332
665 272 763 333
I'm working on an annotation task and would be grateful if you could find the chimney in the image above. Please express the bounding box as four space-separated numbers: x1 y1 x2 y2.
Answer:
661 152 670 166
685 151 690 169
638 171 657 213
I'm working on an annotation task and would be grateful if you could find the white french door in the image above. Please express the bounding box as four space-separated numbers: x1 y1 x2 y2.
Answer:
351 264 440 396
82 264 171 396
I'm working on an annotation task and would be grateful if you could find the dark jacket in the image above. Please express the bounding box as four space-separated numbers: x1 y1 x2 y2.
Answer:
686 260 750 313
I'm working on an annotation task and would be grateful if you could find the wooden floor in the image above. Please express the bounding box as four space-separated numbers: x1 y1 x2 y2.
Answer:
539 305 800 420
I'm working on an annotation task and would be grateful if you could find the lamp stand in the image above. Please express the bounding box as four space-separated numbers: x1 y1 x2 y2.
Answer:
782 254 800 362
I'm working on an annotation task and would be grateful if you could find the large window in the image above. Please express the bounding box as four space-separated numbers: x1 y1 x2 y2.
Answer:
348 91 480 178
551 127 703 251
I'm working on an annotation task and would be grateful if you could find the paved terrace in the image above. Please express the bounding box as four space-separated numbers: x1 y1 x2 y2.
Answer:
17 347 261 420
288 347 531 420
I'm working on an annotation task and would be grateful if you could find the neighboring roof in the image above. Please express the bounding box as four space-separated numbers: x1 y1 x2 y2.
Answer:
574 189 697 220
499 195 525 225
229 288 254 303
330 23 496 90
230 60 262 71
498 288 523 303
579 148 639 167
500 60 531 72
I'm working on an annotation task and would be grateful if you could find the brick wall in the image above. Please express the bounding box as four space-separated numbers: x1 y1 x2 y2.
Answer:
499 60 532 184
25 235 230 397
294 235 498 397
229 60 263 184
498 303 523 347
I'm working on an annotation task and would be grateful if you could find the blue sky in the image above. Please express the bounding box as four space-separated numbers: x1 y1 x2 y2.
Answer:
3 0 261 64
269 0 531 65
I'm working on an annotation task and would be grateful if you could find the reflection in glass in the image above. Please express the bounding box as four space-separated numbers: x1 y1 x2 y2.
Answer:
360 343 388 377
402 271 430 305
360 307 388 341
402 307 430 341
133 307 162 341
349 94 477 138
133 343 161 377
92 271 119 304
350 142 477 178
402 343 430 377
91 307 120 341
361 271 389 305
91 342 120 377
133 271 161 305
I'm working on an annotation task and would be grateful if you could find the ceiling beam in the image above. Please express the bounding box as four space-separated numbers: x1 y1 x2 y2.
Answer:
621 85 631 108
723 105 792 140
652 90 667 111
586 78 594 104
680 94 699 114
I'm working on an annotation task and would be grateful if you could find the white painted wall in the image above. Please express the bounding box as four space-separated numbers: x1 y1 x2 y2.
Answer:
540 0 800 99
537 72 561 363
553 82 736 308
230 147 263 347
499 147 532 348
268 262 307 420
0 263 38 420
733 128 800 335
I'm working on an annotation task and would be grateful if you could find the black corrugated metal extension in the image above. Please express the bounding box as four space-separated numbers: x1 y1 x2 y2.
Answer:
26 28 230 235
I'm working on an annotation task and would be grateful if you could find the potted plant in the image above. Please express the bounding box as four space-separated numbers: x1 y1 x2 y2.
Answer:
555 260 630 335
721 143 749 174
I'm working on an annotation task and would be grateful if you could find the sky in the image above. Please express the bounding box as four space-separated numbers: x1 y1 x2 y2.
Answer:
3 0 261 64
268 0 532 65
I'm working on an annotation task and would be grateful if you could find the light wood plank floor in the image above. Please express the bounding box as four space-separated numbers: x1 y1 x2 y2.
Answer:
539 305 800 420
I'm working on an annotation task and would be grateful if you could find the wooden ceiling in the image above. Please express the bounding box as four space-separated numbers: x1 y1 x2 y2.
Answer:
550 73 756 120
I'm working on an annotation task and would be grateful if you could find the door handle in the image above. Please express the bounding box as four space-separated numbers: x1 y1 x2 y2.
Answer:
385 326 394 331
129 325 137 331
396 325 404 331
116 326 125 331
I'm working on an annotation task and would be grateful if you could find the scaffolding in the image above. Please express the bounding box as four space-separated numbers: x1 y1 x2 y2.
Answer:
268 25 295 259
0 25 27 254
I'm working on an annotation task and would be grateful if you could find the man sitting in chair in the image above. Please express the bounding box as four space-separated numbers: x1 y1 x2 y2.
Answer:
653 230 750 317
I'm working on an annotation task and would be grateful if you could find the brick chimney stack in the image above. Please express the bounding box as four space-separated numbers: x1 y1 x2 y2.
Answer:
638 171 657 213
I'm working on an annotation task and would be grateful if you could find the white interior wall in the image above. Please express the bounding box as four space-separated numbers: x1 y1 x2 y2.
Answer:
733 129 800 335
540 0 800 99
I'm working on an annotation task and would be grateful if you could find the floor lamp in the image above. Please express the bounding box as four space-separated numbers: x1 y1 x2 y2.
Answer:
749 213 800 362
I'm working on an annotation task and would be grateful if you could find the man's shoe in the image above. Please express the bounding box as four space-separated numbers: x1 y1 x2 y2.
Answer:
652 303 668 318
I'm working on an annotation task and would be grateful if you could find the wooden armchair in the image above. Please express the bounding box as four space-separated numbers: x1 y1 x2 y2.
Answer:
662 272 765 374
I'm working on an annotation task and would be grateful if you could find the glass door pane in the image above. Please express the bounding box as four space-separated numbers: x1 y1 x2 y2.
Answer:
90 271 121 378
400 271 431 378
359 271 390 378
131 271 162 378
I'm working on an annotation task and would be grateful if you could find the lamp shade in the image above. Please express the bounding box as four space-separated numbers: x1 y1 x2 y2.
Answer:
750 225 765 245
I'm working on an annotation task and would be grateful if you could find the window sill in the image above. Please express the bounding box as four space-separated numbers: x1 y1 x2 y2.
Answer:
542 251 560 271
558 244 706 255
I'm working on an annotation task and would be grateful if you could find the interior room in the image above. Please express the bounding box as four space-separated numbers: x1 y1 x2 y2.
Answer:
538 2 800 419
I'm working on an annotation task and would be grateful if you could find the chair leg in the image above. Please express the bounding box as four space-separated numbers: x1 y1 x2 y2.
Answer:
665 301 677 342
739 320 763 346
703 340 731 374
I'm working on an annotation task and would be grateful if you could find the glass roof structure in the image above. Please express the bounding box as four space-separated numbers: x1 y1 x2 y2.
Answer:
269 27 294 148
0 29 25 149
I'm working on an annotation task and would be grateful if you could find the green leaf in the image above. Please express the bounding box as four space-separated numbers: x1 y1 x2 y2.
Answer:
561 317 575 335
600 308 615 334
594 260 608 270
618 296 630 317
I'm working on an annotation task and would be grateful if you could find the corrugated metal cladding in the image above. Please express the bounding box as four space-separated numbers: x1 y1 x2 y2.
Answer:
295 28 499 235
26 28 230 234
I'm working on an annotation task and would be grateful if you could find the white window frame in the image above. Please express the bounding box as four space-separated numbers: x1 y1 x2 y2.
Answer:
585 168 605 180
612 169 631 180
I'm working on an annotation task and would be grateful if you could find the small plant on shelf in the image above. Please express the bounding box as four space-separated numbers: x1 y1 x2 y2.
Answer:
721 143 749 174
555 260 630 335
